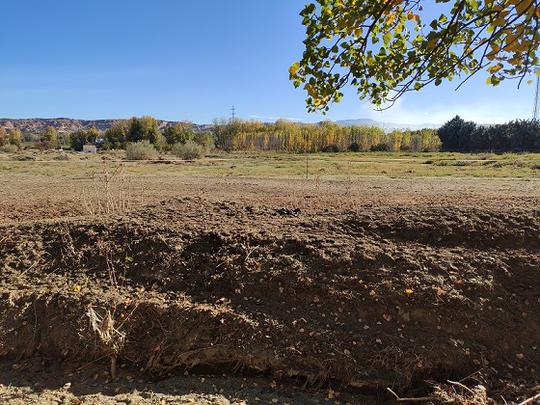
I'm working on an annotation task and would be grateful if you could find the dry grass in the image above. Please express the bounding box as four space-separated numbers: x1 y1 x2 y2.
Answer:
431 382 489 404
87 306 126 380
81 164 138 216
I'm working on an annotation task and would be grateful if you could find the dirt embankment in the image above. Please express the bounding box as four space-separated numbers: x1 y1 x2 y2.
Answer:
0 198 539 403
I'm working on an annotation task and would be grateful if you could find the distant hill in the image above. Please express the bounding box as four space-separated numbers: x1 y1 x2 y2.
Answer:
0 117 439 135
336 119 439 131
0 118 210 134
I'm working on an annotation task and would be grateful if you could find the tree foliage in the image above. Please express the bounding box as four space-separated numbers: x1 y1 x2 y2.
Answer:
163 122 195 145
40 126 59 149
291 0 540 111
104 120 129 149
213 119 440 152
8 128 22 149
0 128 6 147
70 127 100 151
439 115 540 151
127 116 163 146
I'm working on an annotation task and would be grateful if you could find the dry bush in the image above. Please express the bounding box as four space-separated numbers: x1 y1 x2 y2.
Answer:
81 164 140 216
126 141 158 160
172 140 205 160
0 144 19 153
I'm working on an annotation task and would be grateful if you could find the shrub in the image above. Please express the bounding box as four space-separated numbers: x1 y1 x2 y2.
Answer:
370 143 389 151
322 144 340 153
0 144 18 153
172 140 205 160
348 142 360 152
193 133 215 151
125 141 158 160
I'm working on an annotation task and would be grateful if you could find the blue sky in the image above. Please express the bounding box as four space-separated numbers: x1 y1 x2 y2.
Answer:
0 0 537 124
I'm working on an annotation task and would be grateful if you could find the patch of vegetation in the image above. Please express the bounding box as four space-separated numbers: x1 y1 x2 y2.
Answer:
126 141 158 160
439 116 540 153
172 140 205 160
0 144 19 153
213 119 440 153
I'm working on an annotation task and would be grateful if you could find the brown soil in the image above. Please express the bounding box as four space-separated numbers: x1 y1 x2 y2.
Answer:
1 195 539 403
1 175 539 224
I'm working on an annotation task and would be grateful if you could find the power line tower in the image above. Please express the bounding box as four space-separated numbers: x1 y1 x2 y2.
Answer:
230 105 236 122
534 72 540 120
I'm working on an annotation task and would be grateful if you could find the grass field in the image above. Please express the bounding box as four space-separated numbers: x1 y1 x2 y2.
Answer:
1 149 540 179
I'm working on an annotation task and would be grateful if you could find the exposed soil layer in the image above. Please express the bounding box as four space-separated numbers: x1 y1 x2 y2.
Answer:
0 197 539 402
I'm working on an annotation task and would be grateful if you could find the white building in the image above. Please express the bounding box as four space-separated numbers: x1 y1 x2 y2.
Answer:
82 144 97 154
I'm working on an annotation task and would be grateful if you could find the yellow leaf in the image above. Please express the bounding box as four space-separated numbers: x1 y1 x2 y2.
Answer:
491 17 506 26
327 388 335 399
405 288 414 295
515 0 532 15
488 63 503 74
289 62 300 77
305 83 317 98
72 284 82 292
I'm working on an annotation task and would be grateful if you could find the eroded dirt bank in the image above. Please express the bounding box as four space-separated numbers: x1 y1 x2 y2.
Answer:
0 198 539 403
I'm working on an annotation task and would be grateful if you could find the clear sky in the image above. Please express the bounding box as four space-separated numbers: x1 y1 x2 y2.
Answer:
0 0 537 124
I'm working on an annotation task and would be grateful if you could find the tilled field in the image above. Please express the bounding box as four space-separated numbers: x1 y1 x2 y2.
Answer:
1 196 539 403
1 174 540 224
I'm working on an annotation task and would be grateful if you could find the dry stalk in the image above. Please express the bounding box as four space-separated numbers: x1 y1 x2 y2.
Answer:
87 306 126 380
81 163 133 216
387 387 434 402
345 160 353 209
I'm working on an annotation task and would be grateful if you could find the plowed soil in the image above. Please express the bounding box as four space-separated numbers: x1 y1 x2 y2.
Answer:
1 190 539 403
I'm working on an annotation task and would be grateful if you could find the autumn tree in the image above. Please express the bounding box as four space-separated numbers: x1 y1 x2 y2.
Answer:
43 126 59 149
290 0 540 111
0 128 6 147
127 116 165 148
163 122 194 145
104 120 129 149
8 128 22 149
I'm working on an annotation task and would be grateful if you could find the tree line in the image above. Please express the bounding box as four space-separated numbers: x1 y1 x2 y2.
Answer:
213 119 441 153
2 115 539 154
439 116 540 152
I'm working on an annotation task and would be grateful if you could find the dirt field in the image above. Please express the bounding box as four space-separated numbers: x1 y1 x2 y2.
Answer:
0 153 539 404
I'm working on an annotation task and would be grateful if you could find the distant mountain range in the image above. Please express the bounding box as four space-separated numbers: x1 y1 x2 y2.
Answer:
335 119 439 130
0 118 211 134
0 117 438 134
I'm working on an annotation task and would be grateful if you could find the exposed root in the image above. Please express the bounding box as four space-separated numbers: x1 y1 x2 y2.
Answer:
86 306 126 380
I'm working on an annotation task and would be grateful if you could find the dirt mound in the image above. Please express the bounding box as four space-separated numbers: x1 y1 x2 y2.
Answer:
0 198 539 402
